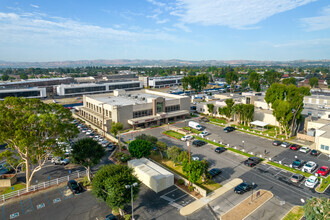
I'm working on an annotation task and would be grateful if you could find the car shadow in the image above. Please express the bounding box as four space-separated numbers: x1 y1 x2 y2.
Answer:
214 166 235 183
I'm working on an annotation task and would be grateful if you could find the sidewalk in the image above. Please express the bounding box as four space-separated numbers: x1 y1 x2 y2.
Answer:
179 178 243 216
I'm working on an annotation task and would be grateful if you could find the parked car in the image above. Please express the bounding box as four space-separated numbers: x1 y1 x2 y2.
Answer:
310 150 320 156
199 117 209 122
105 214 117 220
86 130 93 135
199 131 210 138
51 157 70 165
290 144 301 151
208 168 222 178
291 159 304 169
305 176 319 188
181 135 194 141
223 126 235 133
192 156 200 161
81 128 87 133
290 173 304 183
281 142 291 148
192 140 207 147
316 166 329 176
299 146 311 154
302 161 317 173
234 182 253 194
0 162 11 175
67 180 83 195
272 140 282 146
215 147 226 153
244 157 262 167
106 143 117 151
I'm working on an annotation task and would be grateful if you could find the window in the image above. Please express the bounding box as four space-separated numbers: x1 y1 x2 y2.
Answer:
321 145 329 151
133 109 153 118
65 86 106 94
165 105 180 112
157 102 163 113
155 80 177 86
309 98 312 103
328 114 330 119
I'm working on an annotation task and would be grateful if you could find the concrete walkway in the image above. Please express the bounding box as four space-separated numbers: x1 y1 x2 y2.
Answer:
179 178 243 216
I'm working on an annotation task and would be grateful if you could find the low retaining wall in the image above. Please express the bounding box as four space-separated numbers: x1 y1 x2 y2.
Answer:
168 125 189 136
0 174 17 187
297 133 315 142
149 159 207 197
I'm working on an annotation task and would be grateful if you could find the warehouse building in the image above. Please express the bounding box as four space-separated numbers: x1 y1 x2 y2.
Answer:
128 158 174 193
76 89 190 131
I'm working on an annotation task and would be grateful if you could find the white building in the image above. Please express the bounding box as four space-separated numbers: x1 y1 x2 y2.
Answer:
0 87 47 100
55 81 142 96
139 76 183 88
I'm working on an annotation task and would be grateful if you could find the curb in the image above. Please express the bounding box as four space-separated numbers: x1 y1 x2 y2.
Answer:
242 191 274 220
280 206 302 220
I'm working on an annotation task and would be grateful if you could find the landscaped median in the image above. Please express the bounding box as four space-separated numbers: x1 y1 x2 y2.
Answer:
316 175 330 193
267 161 312 178
282 206 304 220
163 130 184 140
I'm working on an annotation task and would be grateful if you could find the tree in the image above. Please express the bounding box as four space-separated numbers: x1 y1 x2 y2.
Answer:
182 159 205 184
1 74 9 81
0 150 24 174
0 97 78 189
110 122 123 150
71 138 106 182
128 139 152 159
207 103 215 116
155 141 167 158
92 164 140 211
248 72 261 92
225 71 238 92
19 73 28 80
182 74 209 93
309 77 319 88
263 70 282 85
232 104 244 123
135 134 157 146
282 77 296 85
303 197 329 220
167 146 182 164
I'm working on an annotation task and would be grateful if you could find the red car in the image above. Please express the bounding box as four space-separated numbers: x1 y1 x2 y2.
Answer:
317 166 329 176
290 144 301 151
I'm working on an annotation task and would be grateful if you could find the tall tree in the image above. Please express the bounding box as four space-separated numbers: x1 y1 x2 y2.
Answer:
155 141 167 158
207 103 215 116
135 134 158 146
167 146 182 164
225 71 238 92
128 139 152 159
309 77 319 88
92 164 140 211
110 122 123 150
182 159 206 185
303 197 329 220
0 97 78 189
248 72 261 92
282 77 296 85
1 74 9 81
263 70 282 85
71 138 105 182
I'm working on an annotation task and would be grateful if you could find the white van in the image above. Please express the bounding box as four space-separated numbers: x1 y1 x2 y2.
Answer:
188 121 203 131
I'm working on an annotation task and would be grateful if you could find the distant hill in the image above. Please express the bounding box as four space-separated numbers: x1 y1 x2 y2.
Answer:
0 59 329 68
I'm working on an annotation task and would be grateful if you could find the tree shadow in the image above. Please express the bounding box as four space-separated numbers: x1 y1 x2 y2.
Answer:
214 166 235 183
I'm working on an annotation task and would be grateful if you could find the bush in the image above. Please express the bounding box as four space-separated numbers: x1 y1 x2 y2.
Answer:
129 139 152 158
188 185 195 192
114 152 131 163
124 214 131 220
81 176 91 187
178 179 185 185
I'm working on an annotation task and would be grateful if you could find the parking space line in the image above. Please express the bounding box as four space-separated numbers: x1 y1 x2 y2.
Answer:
274 170 282 176
20 200 24 214
44 193 51 205
317 153 322 158
29 199 34 211
162 188 178 197
173 194 188 202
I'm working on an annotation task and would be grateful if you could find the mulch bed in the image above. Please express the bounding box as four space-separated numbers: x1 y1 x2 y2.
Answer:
174 179 203 199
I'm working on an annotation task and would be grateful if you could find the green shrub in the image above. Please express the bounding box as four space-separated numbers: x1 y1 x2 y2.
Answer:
114 152 131 162
124 214 131 220
188 185 195 192
178 179 185 185
81 176 91 187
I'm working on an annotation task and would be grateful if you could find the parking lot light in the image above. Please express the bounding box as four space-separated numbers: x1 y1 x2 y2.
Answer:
125 182 138 220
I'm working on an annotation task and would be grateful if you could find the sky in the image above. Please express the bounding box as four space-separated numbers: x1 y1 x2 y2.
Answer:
0 0 329 62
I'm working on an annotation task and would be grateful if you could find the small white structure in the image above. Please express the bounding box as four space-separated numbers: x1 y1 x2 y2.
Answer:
128 158 174 193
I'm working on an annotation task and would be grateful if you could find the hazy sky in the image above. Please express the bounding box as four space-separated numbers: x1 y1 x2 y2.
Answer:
0 0 329 62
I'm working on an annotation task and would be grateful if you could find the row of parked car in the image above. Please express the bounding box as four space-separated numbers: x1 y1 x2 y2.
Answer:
272 140 320 156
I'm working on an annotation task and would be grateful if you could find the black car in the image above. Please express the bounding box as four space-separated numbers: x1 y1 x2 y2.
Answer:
291 159 304 169
208 168 222 178
215 147 226 153
310 149 320 156
192 140 207 147
234 182 253 194
67 180 83 195
272 140 282 146
244 157 262 167
105 214 117 220
223 126 235 133
106 143 117 151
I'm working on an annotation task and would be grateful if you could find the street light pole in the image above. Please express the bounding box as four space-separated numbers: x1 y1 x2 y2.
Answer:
242 140 245 149
251 182 255 202
125 182 138 220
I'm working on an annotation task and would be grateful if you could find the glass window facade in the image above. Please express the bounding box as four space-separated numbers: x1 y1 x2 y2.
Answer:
157 102 163 113
133 109 153 118
108 83 140 90
0 90 41 99
155 80 177 86
165 105 180 112
65 86 106 94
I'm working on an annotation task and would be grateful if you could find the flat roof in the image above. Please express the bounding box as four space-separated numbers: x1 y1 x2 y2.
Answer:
0 77 71 86
58 81 141 88
129 158 173 179
319 124 330 139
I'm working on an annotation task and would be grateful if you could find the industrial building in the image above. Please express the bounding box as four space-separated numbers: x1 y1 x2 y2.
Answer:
76 89 190 131
139 76 183 88
0 87 47 100
55 81 142 96
128 158 174 193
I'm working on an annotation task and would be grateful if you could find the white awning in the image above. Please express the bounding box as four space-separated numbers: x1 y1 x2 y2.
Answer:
250 120 269 127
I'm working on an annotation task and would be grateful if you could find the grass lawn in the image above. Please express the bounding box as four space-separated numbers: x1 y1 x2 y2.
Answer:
267 161 312 178
149 154 221 193
316 175 330 193
283 206 304 220
182 127 201 134
0 182 26 195
209 117 227 124
163 130 184 140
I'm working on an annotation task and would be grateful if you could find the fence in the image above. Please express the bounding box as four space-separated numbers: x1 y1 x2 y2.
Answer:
1 170 87 203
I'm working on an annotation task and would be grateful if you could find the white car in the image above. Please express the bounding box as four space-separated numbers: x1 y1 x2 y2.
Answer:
305 175 319 188
192 156 200 161
302 161 317 173
281 142 291 148
86 130 93 135
300 146 311 153
199 131 210 138
181 135 194 141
